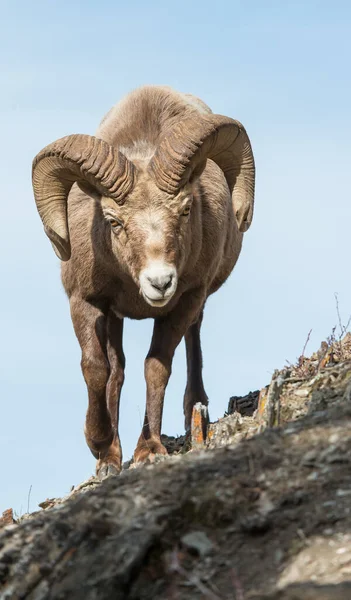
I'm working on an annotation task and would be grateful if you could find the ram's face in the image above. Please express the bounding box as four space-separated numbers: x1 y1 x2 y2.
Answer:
101 172 194 307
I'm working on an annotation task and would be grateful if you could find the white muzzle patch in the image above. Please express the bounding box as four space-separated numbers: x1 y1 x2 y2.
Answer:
139 261 178 307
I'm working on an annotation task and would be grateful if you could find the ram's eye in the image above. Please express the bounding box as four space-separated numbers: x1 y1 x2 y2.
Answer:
182 205 191 217
109 219 123 229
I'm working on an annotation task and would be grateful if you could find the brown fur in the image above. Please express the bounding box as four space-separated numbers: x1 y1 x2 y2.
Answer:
59 86 245 477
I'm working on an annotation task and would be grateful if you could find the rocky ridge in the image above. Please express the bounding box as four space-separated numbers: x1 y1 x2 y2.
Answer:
1 334 351 599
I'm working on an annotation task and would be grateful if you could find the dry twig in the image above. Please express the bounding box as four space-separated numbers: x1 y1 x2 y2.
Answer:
301 328 312 358
27 485 32 515
167 549 222 600
335 292 351 339
231 568 245 600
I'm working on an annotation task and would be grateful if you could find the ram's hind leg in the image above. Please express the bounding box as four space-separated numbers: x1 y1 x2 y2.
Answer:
183 310 209 434
70 297 121 479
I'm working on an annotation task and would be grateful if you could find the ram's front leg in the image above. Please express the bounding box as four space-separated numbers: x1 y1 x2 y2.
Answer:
70 297 122 479
134 290 205 464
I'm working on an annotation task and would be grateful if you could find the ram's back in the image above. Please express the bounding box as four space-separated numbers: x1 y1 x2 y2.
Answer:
97 86 212 160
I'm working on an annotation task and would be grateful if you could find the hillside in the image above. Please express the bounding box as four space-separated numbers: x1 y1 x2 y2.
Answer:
1 335 351 599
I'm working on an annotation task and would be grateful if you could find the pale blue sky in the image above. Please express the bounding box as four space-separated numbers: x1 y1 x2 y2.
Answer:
1 0 350 513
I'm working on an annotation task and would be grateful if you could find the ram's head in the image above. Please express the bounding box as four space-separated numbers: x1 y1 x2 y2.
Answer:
32 115 255 307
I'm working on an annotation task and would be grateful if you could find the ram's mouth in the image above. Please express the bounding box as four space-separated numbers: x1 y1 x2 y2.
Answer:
142 293 173 308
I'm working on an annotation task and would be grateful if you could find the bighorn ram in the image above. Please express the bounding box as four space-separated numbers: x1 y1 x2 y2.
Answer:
32 86 255 478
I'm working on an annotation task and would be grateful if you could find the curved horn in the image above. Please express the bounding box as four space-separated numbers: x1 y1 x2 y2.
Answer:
149 114 255 232
32 134 135 260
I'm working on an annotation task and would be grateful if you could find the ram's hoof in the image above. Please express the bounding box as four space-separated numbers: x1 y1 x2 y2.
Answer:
96 462 120 481
133 452 169 468
133 441 168 465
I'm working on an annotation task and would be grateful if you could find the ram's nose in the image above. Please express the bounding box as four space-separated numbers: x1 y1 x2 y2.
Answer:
139 262 178 306
147 273 173 294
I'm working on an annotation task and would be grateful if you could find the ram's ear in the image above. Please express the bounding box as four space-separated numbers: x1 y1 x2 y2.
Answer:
189 160 207 183
176 182 194 197
77 181 101 201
